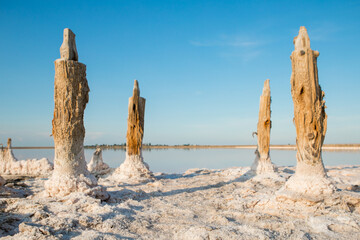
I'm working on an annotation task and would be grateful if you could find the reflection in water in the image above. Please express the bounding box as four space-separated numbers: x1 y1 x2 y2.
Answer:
11 148 360 174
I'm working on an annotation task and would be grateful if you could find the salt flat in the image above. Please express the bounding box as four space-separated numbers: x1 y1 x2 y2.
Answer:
0 165 359 239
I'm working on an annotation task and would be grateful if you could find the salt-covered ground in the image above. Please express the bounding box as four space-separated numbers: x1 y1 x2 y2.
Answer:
0 165 360 239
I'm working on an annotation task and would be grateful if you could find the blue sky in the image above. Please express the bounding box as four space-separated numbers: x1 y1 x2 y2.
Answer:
0 0 359 146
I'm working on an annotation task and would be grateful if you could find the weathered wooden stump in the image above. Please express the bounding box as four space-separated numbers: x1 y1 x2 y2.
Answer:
277 27 335 200
251 79 276 174
44 29 108 200
111 80 154 183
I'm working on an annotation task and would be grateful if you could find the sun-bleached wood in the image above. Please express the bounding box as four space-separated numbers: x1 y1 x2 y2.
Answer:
251 79 276 174
44 29 108 199
278 26 335 198
111 80 154 183
60 28 78 61
127 80 146 156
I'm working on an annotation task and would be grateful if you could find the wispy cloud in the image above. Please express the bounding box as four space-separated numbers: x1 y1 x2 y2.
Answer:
194 90 203 96
310 25 340 41
86 131 105 140
291 22 341 42
190 34 260 48
190 34 263 62
219 50 261 62
35 131 52 137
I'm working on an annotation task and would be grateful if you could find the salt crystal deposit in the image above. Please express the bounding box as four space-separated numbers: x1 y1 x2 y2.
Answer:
0 138 53 176
0 139 17 163
87 148 110 175
1 165 359 239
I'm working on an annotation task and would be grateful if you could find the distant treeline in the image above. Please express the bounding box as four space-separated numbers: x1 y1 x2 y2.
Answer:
8 143 360 150
83 143 360 150
84 143 171 149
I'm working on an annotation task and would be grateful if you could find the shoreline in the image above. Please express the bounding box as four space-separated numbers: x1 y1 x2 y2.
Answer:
9 144 360 151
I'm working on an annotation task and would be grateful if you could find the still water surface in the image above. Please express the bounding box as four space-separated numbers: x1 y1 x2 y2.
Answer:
13 148 360 174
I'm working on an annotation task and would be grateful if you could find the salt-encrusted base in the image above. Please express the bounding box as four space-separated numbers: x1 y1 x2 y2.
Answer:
277 161 336 201
0 147 17 163
0 158 53 176
88 162 110 176
110 154 154 183
251 155 276 175
87 149 110 175
1 145 53 176
277 174 336 202
44 172 109 200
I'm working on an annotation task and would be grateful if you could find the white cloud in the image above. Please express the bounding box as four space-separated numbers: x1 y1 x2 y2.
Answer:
219 50 261 62
190 34 260 48
86 131 105 140
190 34 263 62
292 23 341 42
